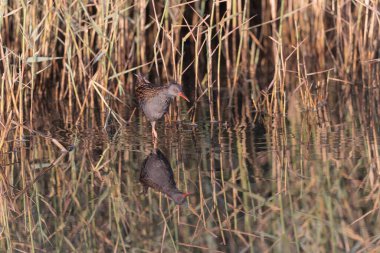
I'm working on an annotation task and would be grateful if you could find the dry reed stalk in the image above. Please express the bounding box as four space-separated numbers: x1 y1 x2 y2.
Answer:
0 1 380 252
0 1 378 119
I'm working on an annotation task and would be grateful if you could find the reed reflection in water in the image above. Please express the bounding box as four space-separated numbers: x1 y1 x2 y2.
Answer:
1 93 379 252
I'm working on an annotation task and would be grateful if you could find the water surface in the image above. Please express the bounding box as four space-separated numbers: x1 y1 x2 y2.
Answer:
2 93 380 253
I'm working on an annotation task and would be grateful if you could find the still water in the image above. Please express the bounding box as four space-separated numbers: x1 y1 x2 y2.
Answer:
2 92 380 253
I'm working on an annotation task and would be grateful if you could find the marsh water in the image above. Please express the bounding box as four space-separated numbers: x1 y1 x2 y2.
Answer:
2 0 380 250
2 86 380 253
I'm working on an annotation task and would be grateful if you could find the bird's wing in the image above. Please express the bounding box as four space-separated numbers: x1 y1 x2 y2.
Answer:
134 73 151 86
135 84 166 105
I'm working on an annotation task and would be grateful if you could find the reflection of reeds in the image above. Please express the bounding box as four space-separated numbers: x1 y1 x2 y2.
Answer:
0 97 380 251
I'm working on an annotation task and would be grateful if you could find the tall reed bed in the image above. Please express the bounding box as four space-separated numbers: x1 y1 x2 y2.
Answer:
0 2 380 250
0 0 379 124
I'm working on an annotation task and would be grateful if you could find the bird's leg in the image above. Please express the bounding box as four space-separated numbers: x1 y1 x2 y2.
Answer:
140 186 148 195
153 137 158 150
151 121 158 140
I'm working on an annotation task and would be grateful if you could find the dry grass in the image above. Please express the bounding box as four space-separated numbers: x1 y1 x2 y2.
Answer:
0 0 380 252
0 1 379 120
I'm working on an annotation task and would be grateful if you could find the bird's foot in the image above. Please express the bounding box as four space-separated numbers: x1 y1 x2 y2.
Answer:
140 186 148 195
152 129 158 140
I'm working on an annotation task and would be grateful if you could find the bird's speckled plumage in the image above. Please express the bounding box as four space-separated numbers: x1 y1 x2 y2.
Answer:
136 86 172 122
136 75 174 119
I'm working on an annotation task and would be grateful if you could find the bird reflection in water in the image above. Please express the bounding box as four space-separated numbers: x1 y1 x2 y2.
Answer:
139 148 191 205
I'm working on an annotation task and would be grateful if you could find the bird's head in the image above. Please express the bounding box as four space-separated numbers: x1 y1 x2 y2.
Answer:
170 191 192 205
167 82 190 102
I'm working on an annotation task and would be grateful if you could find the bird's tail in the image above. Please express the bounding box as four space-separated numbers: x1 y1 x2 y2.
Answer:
134 73 150 86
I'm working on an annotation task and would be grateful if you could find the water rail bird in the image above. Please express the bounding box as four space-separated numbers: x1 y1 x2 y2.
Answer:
135 73 189 139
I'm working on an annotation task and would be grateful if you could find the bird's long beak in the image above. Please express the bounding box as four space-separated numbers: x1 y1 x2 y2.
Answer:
182 192 193 198
178 92 190 102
